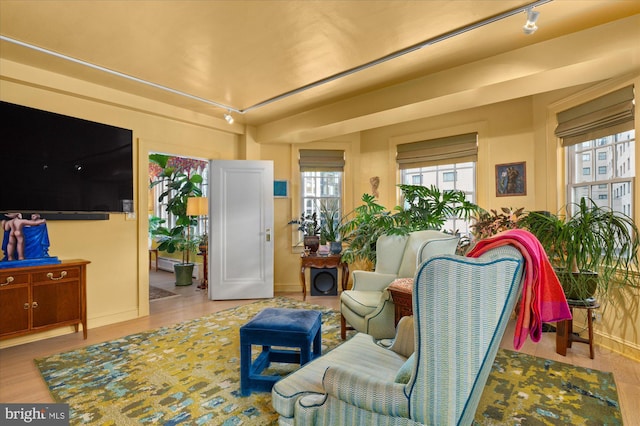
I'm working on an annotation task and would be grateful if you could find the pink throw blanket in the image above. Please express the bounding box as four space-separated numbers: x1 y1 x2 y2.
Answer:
467 229 571 349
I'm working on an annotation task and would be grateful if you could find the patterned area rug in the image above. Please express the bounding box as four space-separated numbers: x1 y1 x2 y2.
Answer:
149 285 178 301
35 297 621 425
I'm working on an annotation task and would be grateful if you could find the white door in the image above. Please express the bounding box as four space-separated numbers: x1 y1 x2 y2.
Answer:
208 160 274 300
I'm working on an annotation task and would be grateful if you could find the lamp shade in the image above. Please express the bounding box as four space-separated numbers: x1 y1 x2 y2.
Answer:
187 197 208 216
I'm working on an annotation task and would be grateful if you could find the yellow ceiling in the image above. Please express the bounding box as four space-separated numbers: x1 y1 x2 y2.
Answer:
1 1 639 142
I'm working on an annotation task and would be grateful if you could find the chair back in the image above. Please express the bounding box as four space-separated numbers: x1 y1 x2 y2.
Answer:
374 234 409 274
407 245 524 425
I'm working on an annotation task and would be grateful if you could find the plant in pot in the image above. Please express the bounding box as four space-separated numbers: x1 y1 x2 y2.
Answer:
318 199 345 255
393 184 480 233
149 154 203 286
339 193 395 267
340 185 479 267
520 197 640 303
289 212 321 254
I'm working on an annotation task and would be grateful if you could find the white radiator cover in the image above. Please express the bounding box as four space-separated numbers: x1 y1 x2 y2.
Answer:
157 257 200 278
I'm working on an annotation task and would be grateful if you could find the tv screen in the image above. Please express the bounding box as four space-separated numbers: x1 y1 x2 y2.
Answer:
0 101 134 214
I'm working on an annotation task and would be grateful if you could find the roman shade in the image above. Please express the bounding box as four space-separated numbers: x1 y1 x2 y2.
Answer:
299 149 345 172
555 86 635 147
396 133 477 169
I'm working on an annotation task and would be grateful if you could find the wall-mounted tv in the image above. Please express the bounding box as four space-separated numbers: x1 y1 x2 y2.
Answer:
0 101 134 216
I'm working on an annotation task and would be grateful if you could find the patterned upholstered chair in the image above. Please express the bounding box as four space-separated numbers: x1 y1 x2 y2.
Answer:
340 230 459 339
272 245 525 426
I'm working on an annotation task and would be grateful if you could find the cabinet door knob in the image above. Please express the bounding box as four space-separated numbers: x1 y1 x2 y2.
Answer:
32 301 39 309
46 271 67 281
1 276 14 286
24 302 30 310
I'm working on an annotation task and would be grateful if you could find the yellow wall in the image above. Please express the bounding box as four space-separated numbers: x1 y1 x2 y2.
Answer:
0 60 238 347
1 58 638 360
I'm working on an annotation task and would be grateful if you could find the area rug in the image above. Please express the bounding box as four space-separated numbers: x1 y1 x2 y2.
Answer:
149 285 178 301
35 297 622 425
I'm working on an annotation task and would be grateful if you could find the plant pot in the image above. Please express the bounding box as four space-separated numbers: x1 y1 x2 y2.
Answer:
303 236 320 254
330 241 343 255
555 269 598 301
174 263 195 286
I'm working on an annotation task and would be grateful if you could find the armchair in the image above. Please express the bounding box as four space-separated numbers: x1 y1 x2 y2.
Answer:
340 230 458 339
272 245 525 425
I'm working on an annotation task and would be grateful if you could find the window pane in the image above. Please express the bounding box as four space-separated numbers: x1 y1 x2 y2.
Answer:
400 162 476 238
567 129 635 218
301 171 343 221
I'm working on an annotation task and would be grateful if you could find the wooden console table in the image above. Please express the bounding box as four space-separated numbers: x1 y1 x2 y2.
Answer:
299 254 349 301
0 259 90 340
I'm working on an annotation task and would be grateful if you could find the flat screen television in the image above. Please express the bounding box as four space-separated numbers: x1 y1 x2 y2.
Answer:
0 101 134 216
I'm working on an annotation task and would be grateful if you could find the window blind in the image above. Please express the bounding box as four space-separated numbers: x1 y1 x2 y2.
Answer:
396 133 477 169
299 149 345 172
555 85 635 147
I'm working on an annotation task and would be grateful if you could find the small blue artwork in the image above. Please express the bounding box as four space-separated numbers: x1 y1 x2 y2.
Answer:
274 180 288 198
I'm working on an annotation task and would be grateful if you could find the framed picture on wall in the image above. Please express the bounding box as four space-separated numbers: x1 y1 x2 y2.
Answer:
274 180 289 198
495 162 526 197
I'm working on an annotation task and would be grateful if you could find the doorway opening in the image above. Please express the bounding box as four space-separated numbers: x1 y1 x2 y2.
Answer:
148 153 209 301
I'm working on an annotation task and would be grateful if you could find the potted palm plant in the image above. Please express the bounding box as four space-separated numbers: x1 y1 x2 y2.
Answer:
520 197 640 302
149 154 203 286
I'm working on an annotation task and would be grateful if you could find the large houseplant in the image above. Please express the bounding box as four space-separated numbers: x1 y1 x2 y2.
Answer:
520 197 640 302
340 185 478 265
149 154 203 286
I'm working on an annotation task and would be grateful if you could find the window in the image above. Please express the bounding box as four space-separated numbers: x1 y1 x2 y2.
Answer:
557 86 635 217
396 132 478 238
567 130 635 214
401 162 476 236
298 149 344 230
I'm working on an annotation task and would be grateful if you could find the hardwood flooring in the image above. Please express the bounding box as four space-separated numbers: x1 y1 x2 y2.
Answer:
1 269 638 425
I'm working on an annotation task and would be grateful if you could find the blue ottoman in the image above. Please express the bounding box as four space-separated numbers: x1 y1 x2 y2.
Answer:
240 307 322 396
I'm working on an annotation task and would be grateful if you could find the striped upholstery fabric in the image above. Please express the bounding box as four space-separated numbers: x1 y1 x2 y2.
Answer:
272 245 524 426
409 245 523 425
271 333 407 422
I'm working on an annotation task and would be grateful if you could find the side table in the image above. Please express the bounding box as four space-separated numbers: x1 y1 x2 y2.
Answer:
555 299 600 359
299 254 349 300
387 278 414 326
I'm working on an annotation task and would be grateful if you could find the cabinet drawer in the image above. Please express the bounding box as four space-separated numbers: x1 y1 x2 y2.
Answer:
32 267 81 283
0 272 30 287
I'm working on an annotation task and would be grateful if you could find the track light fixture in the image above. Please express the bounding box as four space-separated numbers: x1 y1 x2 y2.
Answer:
523 8 540 35
224 111 234 124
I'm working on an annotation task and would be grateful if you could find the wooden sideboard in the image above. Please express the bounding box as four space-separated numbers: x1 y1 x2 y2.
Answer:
0 259 90 340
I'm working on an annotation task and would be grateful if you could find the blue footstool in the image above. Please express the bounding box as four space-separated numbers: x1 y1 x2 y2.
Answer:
240 307 322 396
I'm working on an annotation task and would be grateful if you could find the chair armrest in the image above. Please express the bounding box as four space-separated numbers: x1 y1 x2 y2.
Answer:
388 316 414 357
322 366 409 417
351 271 397 291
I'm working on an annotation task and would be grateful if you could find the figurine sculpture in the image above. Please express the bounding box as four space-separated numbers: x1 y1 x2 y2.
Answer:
1 213 51 261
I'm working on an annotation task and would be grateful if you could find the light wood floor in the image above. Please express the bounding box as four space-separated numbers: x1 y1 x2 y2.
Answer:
1 269 638 425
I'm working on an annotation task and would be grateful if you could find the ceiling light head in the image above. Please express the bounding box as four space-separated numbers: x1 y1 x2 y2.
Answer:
224 111 234 124
523 8 540 35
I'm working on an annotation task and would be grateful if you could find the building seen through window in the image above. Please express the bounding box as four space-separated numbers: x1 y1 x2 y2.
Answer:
568 130 635 216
